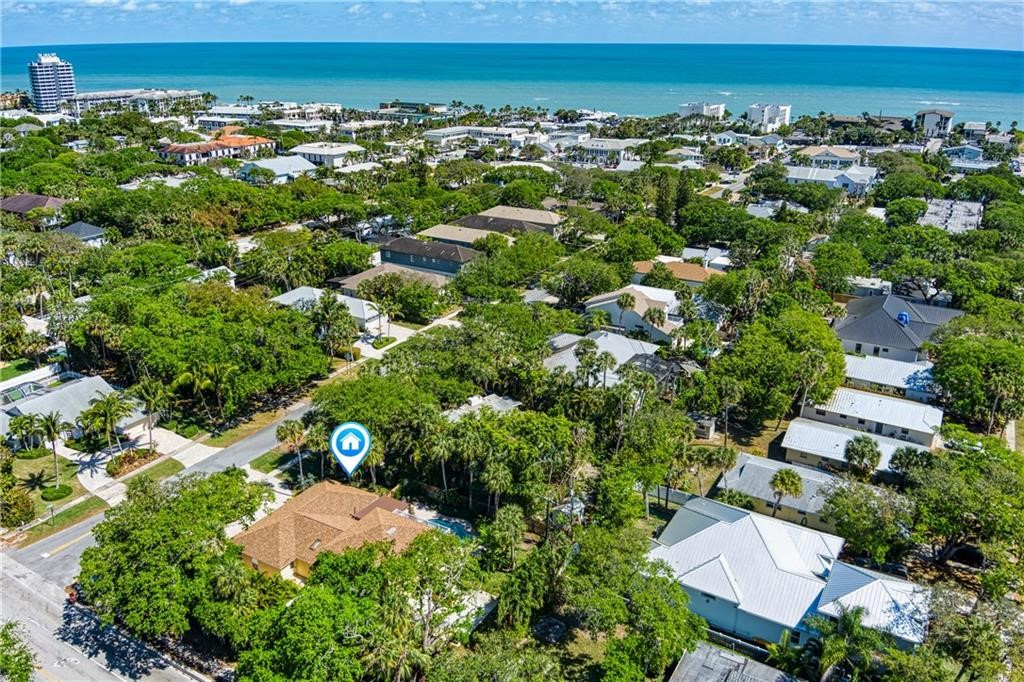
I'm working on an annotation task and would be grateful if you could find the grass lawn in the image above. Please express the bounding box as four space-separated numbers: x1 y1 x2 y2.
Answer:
124 457 184 484
17 496 108 547
393 320 427 331
372 336 397 349
250 449 292 474
13 455 87 518
555 629 607 682
205 407 287 448
0 358 35 382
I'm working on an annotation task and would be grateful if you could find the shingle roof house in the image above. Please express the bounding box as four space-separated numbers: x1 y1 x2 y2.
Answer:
453 205 562 236
235 480 426 580
379 236 481 275
832 295 962 361
0 193 69 216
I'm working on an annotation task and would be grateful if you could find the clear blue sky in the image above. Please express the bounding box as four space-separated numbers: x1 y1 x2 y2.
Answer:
2 0 1022 51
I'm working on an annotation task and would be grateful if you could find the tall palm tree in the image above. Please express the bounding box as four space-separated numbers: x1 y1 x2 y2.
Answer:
717 376 743 448
615 292 635 330
311 295 354 359
173 362 213 419
305 422 329 479
38 411 72 487
769 468 803 518
83 391 134 454
584 309 611 333
641 306 667 341
595 351 617 389
202 362 238 420
379 298 400 339
276 420 306 481
130 378 170 453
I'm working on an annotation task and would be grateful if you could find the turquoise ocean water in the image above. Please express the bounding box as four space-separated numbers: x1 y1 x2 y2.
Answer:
1 43 1022 123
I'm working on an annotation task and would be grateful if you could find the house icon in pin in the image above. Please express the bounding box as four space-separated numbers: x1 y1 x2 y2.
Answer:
339 431 363 454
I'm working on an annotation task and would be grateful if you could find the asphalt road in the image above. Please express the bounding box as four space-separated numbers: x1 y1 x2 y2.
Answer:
3 398 313 588
1 555 193 681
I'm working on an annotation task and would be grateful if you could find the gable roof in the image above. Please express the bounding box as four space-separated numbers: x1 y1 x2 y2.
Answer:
328 263 451 292
634 259 722 284
4 375 142 432
477 205 562 226
843 355 935 394
269 286 380 320
833 295 962 350
452 213 550 234
816 387 943 434
59 221 105 241
381 236 481 264
0 193 68 215
234 480 426 570
543 330 659 387
241 155 316 176
816 561 929 644
650 495 844 629
717 454 836 514
799 145 859 159
781 418 915 472
417 224 507 246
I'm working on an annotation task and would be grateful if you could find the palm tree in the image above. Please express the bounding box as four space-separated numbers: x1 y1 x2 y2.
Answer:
481 459 513 515
202 362 238 420
802 606 890 682
83 391 134 454
769 467 803 518
311 295 354 359
379 299 401 338
615 292 635 330
595 351 617 389
641 306 667 341
584 309 611 333
38 411 72 487
306 422 329 479
8 414 41 452
276 420 306 481
173 362 213 419
717 376 743 448
130 378 170 453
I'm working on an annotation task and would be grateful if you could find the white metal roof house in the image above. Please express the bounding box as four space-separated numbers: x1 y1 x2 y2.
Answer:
781 417 913 474
238 156 316 184
801 387 943 448
543 331 659 387
443 394 522 422
584 284 724 344
843 355 936 403
814 561 929 648
785 165 878 196
649 495 844 646
288 142 365 168
269 286 384 331
650 495 929 649
715 454 838 530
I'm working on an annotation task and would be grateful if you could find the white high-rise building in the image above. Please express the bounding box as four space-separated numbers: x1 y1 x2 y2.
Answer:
678 102 726 119
28 53 76 113
746 103 791 132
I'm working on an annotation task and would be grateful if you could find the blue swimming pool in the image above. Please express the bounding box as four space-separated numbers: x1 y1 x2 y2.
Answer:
428 517 475 539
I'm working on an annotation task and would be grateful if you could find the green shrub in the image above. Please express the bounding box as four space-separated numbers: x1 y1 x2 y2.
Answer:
14 447 48 460
105 449 157 477
340 346 361 361
41 484 72 501
1 487 35 526
371 336 397 350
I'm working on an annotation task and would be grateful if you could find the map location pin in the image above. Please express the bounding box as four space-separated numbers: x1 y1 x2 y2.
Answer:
330 422 372 477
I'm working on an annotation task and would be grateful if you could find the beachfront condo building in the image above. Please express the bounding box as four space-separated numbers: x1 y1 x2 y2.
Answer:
746 103 791 132
914 109 954 138
678 102 726 119
61 88 205 117
28 53 76 113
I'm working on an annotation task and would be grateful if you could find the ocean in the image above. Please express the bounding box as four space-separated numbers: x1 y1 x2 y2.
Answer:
1 42 1022 123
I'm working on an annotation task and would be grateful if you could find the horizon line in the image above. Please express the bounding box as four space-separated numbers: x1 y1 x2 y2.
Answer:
2 40 1022 54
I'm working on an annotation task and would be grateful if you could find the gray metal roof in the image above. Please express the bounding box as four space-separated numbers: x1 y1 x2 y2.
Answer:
60 221 105 241
443 394 522 422
543 331 659 387
669 642 795 682
833 295 962 350
717 454 836 514
3 375 143 434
